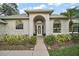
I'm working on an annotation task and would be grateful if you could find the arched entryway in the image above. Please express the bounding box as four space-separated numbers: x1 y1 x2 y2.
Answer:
33 15 46 36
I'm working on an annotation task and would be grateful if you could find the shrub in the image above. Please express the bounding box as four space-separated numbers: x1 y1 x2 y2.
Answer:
44 35 56 46
2 35 28 45
29 36 37 45
22 35 29 45
0 35 4 41
71 34 79 41
3 35 18 45
56 34 72 44
0 35 37 45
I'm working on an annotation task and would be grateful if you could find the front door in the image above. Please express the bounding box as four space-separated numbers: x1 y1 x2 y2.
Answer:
37 24 42 36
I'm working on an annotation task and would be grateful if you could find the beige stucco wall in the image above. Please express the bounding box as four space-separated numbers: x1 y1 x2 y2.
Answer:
0 24 6 35
61 20 69 34
50 19 69 35
4 19 29 35
1 14 79 36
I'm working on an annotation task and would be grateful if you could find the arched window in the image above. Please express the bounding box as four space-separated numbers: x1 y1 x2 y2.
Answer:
16 20 23 29
53 20 61 33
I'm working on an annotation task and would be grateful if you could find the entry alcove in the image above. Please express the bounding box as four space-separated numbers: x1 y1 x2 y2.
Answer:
33 15 46 36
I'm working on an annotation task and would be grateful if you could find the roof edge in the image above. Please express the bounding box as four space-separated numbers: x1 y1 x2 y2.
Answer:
25 9 53 15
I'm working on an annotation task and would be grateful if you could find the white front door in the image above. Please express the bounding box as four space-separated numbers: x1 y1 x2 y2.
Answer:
37 24 42 36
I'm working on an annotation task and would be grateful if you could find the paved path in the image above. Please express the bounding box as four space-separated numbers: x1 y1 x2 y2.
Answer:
0 37 49 56
33 36 49 56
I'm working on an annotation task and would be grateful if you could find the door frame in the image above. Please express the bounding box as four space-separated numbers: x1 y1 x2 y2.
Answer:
37 24 42 36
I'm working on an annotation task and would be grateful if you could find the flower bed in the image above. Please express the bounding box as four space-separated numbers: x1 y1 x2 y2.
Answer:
0 35 37 50
44 34 79 50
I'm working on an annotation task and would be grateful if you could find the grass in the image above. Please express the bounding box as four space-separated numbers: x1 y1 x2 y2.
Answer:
48 44 79 56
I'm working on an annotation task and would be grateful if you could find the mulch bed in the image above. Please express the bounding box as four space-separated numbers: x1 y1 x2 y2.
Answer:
47 40 79 50
0 41 34 50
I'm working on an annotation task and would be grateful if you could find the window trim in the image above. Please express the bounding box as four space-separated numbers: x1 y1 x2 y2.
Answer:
73 23 79 32
53 21 61 33
16 20 23 30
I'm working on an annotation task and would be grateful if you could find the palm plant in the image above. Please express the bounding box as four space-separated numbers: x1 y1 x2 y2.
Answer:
75 6 79 18
75 6 79 33
60 7 78 34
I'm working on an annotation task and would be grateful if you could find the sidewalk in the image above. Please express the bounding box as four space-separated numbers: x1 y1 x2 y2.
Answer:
0 50 33 56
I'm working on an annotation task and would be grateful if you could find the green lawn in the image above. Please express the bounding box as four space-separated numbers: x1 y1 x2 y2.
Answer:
48 44 79 56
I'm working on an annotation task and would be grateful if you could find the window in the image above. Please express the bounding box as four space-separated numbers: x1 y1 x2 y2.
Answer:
73 23 79 32
16 20 23 29
53 20 61 33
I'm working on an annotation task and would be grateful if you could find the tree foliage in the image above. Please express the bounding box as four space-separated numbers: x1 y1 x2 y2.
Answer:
60 7 78 33
0 3 19 16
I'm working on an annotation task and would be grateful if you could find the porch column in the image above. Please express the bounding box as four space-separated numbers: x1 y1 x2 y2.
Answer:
29 15 34 36
45 15 50 35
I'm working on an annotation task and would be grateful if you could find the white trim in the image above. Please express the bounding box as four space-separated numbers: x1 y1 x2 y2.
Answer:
37 24 42 36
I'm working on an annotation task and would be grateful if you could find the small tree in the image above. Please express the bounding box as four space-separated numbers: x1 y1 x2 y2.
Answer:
60 7 77 34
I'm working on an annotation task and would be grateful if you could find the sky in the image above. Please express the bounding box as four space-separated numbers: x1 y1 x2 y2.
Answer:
17 3 79 15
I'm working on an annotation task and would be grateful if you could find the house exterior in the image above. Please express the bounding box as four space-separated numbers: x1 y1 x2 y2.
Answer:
0 9 79 36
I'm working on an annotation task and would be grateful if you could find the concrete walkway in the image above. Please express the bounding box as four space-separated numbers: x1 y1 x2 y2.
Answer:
0 36 49 56
33 36 49 56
